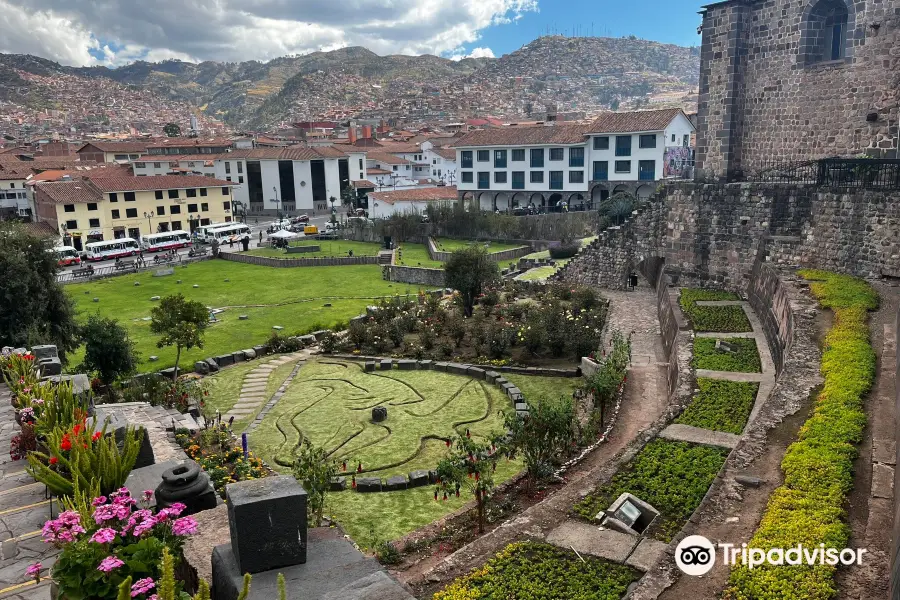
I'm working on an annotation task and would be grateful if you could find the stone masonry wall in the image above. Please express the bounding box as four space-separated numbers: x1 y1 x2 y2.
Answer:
747 257 794 374
382 265 446 287
698 0 900 179
219 252 379 268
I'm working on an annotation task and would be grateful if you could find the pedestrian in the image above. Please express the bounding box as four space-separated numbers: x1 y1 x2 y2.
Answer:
259 230 263 246
229 237 234 249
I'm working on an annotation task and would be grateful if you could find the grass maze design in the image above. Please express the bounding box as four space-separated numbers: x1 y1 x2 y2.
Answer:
253 360 511 477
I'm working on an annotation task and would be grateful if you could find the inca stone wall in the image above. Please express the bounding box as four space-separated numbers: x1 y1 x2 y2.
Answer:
382 265 446 287
697 0 900 179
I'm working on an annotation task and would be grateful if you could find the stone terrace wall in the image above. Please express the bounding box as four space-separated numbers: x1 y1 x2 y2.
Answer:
382 265 446 287
747 258 794 374
219 252 379 268
426 237 533 263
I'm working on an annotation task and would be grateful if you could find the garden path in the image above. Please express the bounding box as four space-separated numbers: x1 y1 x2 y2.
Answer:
223 350 311 426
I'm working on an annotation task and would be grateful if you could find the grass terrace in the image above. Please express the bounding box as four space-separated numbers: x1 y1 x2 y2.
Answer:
395 242 444 268
245 240 383 259
679 288 752 333
674 378 759 435
692 337 762 372
433 238 526 253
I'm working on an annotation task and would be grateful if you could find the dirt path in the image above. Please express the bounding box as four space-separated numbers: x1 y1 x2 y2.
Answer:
405 285 671 597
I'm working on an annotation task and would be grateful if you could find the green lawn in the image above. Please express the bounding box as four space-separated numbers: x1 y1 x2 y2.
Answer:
246 240 382 259
66 262 407 371
521 236 597 260
675 378 759 435
503 374 584 405
692 338 762 373
515 261 570 281
395 242 443 268
433 238 526 253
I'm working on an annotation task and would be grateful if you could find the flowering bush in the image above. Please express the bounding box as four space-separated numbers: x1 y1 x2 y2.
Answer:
45 488 197 600
175 427 267 497
161 379 208 414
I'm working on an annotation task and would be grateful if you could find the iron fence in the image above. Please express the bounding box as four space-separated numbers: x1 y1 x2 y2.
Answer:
748 158 900 190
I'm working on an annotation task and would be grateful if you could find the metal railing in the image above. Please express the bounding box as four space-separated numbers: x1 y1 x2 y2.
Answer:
748 158 900 190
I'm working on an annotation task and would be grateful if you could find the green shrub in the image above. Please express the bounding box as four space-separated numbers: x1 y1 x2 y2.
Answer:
675 378 758 434
692 337 762 372
679 289 752 333
549 243 580 259
723 271 876 600
433 542 640 600
572 439 728 541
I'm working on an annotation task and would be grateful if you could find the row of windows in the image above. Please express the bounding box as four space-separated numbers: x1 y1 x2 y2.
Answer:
223 162 244 175
460 160 658 185
461 138 667 169
65 201 229 225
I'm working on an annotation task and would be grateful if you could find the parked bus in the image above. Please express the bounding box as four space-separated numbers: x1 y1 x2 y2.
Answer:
84 238 140 262
51 246 81 267
194 223 222 242
141 231 192 252
206 223 250 244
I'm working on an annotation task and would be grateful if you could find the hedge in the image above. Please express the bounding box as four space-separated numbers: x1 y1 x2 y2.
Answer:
675 378 759 435
433 541 640 600
692 337 762 373
722 270 877 600
680 289 752 333
572 439 728 542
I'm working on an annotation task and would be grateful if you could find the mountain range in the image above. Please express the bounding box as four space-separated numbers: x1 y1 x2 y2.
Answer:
0 36 700 130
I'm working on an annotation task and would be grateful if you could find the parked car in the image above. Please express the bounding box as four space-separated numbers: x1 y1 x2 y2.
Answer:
291 215 310 224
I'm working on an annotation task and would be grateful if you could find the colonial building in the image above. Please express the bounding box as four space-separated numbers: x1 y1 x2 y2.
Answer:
76 142 149 163
0 170 31 218
368 186 459 219
33 174 236 250
696 0 900 179
453 108 694 211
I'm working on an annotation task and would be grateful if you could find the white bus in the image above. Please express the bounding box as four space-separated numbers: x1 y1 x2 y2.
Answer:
206 223 250 244
51 246 81 267
194 223 222 242
141 231 192 252
84 238 140 262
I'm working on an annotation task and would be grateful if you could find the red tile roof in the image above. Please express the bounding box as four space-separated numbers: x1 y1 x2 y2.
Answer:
146 138 233 149
451 124 589 148
367 168 393 175
23 221 57 238
368 153 411 165
0 169 31 180
76 141 149 153
86 174 236 192
34 180 103 204
586 108 687 134
369 186 458 205
432 147 457 160
351 180 377 189
221 146 348 160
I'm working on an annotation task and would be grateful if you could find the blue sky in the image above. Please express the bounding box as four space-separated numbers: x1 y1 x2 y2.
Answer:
464 0 705 57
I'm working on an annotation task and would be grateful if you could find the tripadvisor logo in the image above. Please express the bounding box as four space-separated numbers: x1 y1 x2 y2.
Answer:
675 535 868 576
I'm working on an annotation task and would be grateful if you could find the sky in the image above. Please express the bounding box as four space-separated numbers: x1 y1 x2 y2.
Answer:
0 0 705 68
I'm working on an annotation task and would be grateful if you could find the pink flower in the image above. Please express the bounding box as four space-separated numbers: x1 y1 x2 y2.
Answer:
131 578 155 597
90 528 117 544
97 556 124 572
142 490 153 502
171 516 198 536
25 562 41 580
92 496 108 507
92 504 117 524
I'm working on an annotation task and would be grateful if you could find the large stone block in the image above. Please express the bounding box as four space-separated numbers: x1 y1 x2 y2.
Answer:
355 477 382 493
92 411 155 469
433 362 450 372
379 359 393 371
407 470 430 488
418 360 433 370
31 345 58 361
194 361 210 375
466 367 486 380
205 358 220 373
242 348 257 360
217 354 235 367
364 361 376 372
396 360 417 371
383 475 407 491
38 357 62 376
232 351 246 363
226 476 308 574
447 363 469 376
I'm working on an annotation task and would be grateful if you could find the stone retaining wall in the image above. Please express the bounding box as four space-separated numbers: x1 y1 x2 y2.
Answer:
382 265 446 287
218 252 379 268
746 256 794 374
427 237 533 263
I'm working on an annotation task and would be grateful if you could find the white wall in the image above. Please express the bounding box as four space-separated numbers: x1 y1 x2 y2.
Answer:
292 161 314 210
260 160 281 210
371 200 431 219
323 158 341 204
348 152 367 181
587 133 665 182
456 144 589 193
664 113 695 150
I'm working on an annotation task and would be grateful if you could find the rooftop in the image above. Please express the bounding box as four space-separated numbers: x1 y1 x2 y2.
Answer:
586 108 688 134
86 174 236 193
34 180 102 205
76 141 149 153
369 186 458 205
451 123 589 148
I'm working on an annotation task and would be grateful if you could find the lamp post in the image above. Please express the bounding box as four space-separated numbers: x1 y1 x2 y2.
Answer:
273 186 281 223
143 211 154 235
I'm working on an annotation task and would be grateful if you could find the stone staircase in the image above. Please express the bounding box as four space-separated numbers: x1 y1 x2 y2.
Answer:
377 250 394 265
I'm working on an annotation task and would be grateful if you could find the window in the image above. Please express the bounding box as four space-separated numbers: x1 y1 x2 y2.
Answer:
201 203 208 212
461 151 473 168
392 166 398 172
495 172 507 184
359 158 363 170
237 162 243 174
494 150 507 169
64 204 75 213
530 171 544 184
225 162 231 174
187 162 195 168
188 204 198 213
569 171 585 184
512 172 525 189
65 220 77 229
615 160 631 173
221 187 229 195
477 150 489 162
549 171 564 190
530 148 544 168
477 172 490 189
638 160 656 181
124 192 136 202
802 0 849 64
615 136 632 157
114 154 127 161
168 189 178 199
157 206 165 215
89 218 100 228
135 162 145 168
512 149 525 162
671 134 676 143
569 147 584 167
110 193 118 202
683 134 690 148
200 188 207 197
170 221 181 232
186 188 197 198
155 190 163 200
639 134 657 149
111 210 120 219
170 205 181 215
223 201 231 211
226 176 232 182
461 171 474 183
125 208 137 218
593 161 609 181
85 202 98 211
549 148 564 161
9 183 14 188
238 176 244 184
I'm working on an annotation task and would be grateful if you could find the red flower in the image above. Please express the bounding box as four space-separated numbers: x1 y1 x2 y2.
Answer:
49 457 58 465
73 423 83 435
60 435 72 452
92 431 101 442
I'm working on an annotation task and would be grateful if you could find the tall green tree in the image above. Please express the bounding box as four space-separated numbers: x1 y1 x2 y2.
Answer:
0 222 79 361
78 314 139 386
163 122 181 137
292 439 340 526
444 246 499 317
150 294 209 379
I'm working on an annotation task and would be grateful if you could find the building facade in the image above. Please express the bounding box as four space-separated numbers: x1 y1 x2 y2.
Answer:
368 186 459 219
697 0 900 179
0 172 31 218
76 142 149 163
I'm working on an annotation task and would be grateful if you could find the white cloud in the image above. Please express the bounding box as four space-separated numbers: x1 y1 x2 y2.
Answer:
2 0 538 66
449 47 496 61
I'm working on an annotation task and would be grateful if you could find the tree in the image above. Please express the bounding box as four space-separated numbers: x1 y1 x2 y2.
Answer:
0 222 79 362
328 196 338 224
435 434 506 534
292 440 340 526
340 185 356 211
150 294 209 380
163 122 181 137
78 314 139 386
444 246 499 318
504 396 577 491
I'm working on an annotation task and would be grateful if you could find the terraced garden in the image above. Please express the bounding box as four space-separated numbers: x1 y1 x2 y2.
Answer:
246 240 382 258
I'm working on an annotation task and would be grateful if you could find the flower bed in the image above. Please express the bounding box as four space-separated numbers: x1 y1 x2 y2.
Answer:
572 439 728 541
679 288 751 333
723 270 877 600
432 541 640 600
674 378 759 435
692 337 761 373
175 426 268 497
